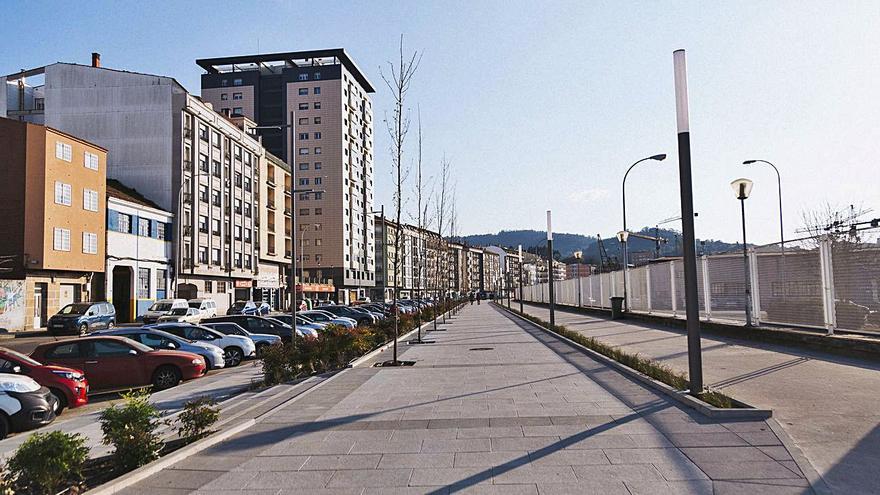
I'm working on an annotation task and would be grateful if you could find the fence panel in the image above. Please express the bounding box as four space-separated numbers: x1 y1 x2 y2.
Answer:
831 232 880 334
649 262 673 312
707 255 748 322
756 243 824 328
629 266 650 312
674 260 706 315
588 275 601 307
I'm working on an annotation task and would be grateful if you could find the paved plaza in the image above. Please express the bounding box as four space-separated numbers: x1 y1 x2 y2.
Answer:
121 304 812 494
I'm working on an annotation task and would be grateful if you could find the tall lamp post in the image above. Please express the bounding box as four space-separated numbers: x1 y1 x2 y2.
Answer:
743 160 783 250
731 178 754 327
621 154 666 311
546 211 555 328
518 244 524 313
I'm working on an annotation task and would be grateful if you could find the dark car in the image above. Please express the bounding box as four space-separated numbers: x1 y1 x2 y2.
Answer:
226 301 259 315
321 306 374 326
202 315 294 342
47 302 116 335
0 347 88 414
32 336 207 391
0 374 57 439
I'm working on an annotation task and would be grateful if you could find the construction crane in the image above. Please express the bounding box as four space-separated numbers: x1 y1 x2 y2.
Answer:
596 234 618 272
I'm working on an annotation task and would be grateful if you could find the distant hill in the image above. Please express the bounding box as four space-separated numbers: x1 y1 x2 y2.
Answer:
456 228 743 265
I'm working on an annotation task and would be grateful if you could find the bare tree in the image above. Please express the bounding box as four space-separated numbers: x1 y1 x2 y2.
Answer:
380 35 421 364
432 155 452 321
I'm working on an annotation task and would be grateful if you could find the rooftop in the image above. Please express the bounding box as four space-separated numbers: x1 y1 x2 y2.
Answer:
106 178 166 212
196 48 375 93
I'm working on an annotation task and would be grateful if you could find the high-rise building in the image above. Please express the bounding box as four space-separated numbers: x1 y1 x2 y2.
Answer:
197 49 376 302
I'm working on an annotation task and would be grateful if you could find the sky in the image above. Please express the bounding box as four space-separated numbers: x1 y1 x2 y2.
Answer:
2 0 878 246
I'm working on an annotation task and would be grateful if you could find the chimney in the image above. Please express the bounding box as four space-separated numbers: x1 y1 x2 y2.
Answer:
91 52 101 68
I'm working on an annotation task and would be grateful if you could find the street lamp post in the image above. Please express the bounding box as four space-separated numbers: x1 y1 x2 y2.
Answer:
518 245 524 313
731 178 755 327
547 211 555 328
743 160 783 250
621 154 666 311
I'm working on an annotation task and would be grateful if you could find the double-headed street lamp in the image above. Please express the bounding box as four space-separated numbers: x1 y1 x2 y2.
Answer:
621 154 666 311
731 178 754 327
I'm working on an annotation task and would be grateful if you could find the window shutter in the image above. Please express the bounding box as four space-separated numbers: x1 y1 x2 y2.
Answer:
151 220 159 238
108 210 119 231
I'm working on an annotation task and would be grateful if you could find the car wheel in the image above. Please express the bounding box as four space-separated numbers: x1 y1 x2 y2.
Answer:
152 365 182 390
0 414 8 439
224 347 243 367
78 323 89 335
107 322 115 329
49 388 68 415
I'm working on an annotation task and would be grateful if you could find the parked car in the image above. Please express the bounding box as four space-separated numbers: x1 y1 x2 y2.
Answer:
0 374 57 439
47 302 116 335
265 316 320 337
188 298 218 318
201 321 281 356
157 307 203 324
203 315 297 341
321 306 375 326
0 347 87 414
142 299 189 324
92 328 226 370
32 336 206 392
152 323 255 367
227 300 260 316
298 310 357 329
270 314 328 330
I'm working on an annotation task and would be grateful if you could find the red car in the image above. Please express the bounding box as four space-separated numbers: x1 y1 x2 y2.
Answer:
32 336 206 392
0 347 88 414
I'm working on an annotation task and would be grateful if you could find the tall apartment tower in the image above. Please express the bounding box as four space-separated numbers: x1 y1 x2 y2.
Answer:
197 50 376 302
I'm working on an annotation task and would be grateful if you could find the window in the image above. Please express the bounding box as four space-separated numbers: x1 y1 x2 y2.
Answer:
212 248 221 265
314 132 322 139
313 192 323 200
212 218 221 235
54 182 72 206
315 239 322 246
221 93 228 101
55 141 72 162
84 190 99 212
314 72 321 80
244 179 251 192
199 215 208 233
315 254 322 263
212 189 221 207
233 92 242 100
314 223 322 231
298 73 308 81
314 177 322 185
198 246 208 264
244 255 252 269
298 103 308 111
138 268 150 299
233 78 243 86
314 162 322 170
118 213 131 233
315 208 322 215
138 218 150 236
212 132 221 148
221 79 229 87
299 178 309 186
157 222 167 240
82 232 98 254
298 132 309 140
217 281 226 293
314 101 321 109
199 184 209 202
314 117 321 124
314 87 321 95
232 107 243 115
84 152 99 170
299 163 309 170
95 340 132 357
244 204 251 218
212 160 221 177
199 154 209 172
234 172 242 187
199 125 209 141
300 208 309 215
53 228 71 251
234 199 242 214
234 225 242 240
298 148 309 155
298 117 308 125
235 253 242 267
298 88 308 96
314 147 322 154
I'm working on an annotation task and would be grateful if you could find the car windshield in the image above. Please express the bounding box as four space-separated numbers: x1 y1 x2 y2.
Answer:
169 308 188 315
59 303 91 315
231 301 249 309
149 302 173 311
2 348 42 366
188 302 201 309
152 328 196 344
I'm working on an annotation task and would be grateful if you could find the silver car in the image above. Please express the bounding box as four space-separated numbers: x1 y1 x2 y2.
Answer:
92 327 226 370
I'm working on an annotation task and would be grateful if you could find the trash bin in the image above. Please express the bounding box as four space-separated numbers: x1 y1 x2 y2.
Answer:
610 296 625 320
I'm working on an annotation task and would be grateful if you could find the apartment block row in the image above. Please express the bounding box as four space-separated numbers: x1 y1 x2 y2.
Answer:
0 50 375 331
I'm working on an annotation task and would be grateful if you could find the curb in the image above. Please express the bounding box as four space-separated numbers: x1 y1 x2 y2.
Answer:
766 417 832 495
348 307 458 368
496 304 773 420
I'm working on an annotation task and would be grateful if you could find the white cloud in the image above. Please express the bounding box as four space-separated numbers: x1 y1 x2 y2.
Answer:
567 188 610 204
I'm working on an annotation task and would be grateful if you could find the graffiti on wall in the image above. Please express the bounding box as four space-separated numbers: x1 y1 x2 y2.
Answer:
0 280 25 332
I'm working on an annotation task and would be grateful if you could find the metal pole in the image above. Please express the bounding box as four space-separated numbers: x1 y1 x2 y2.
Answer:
518 245 524 313
741 198 753 327
673 49 703 395
547 211 555 328
289 110 299 351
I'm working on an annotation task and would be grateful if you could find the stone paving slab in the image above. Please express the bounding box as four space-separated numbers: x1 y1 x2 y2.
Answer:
117 304 811 494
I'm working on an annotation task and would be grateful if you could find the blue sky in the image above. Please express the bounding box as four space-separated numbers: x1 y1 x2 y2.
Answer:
2 1 878 245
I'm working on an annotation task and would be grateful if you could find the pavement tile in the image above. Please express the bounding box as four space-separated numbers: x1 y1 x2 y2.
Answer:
757 445 795 462
603 447 689 464
193 491 279 495
712 479 812 495
379 452 456 468
563 434 637 450
325 429 395 442
245 470 335 489
410 467 492 486
300 454 383 470
169 454 250 471
422 438 491 453
454 485 538 495
456 426 524 438
571 464 665 482
491 436 561 451
326 468 414 487
350 439 424 454
735 431 784 446
391 428 459 441
136 469 225 490
695 461 805 480
428 418 490 429
233 455 310 471
623 480 714 495
198 471 259 491
455 451 530 467
666 432 750 447
490 417 553 427
535 481 631 494
681 446 774 463
261 439 355 456
652 460 710 480
527 449 609 466
492 465 579 484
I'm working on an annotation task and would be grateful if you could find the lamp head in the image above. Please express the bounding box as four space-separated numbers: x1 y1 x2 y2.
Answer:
730 178 754 200
616 230 630 243
650 154 667 161
743 160 757 165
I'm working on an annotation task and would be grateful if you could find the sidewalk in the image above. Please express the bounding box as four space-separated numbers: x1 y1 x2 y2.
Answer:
518 301 879 495
118 304 812 494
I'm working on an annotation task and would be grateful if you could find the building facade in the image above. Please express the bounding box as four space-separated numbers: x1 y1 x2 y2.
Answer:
0 118 106 331
197 49 376 302
104 181 173 323
373 218 439 301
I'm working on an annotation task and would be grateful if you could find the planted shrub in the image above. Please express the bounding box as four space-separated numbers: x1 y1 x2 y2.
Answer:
1 430 89 495
100 390 164 473
177 396 221 441
261 342 296 386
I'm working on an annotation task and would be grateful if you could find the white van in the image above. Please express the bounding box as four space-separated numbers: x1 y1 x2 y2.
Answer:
141 299 189 324
188 298 218 318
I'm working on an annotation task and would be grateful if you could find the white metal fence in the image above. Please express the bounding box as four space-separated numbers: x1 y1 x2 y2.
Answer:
520 232 880 335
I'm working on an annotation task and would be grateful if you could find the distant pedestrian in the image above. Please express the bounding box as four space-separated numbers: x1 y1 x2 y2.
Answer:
477 293 482 305
469 293 475 305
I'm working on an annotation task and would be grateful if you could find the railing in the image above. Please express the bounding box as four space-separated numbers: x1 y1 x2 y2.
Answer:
520 230 880 335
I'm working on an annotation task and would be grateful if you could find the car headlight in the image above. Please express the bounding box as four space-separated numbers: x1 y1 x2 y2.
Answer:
51 370 84 381
191 358 203 365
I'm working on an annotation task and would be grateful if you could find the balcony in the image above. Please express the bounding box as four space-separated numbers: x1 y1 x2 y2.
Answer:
183 160 192 171
267 202 276 211
184 128 193 139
